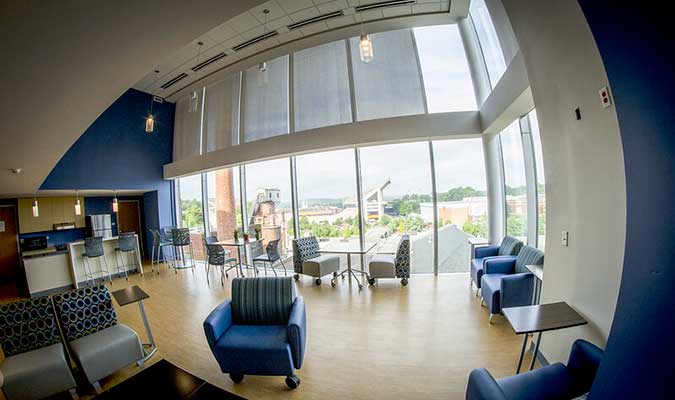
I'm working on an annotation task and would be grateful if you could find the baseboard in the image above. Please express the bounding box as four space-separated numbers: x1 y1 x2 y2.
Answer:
528 341 550 366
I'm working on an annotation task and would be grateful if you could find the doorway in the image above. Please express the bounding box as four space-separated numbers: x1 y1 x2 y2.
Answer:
0 205 26 300
117 200 143 256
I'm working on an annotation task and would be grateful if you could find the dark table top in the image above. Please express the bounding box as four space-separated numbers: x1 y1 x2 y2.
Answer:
112 285 149 306
95 359 245 399
502 301 588 335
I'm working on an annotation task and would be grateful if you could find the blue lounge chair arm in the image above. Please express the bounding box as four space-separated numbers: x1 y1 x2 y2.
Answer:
287 296 306 369
466 368 507 400
500 273 535 309
483 256 517 275
203 300 233 351
474 245 499 259
567 339 604 393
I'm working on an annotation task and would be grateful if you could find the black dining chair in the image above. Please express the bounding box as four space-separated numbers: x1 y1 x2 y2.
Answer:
205 244 238 286
252 239 287 276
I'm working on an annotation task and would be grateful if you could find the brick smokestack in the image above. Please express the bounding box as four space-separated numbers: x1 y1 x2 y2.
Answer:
215 169 237 241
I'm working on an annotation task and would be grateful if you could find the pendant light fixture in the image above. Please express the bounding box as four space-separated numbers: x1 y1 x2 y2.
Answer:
112 191 119 213
258 9 270 86
75 190 82 216
358 1 373 63
188 43 203 113
145 70 159 133
32 195 39 217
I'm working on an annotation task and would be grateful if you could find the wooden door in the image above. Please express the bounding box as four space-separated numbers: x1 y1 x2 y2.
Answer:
0 206 25 300
118 200 143 255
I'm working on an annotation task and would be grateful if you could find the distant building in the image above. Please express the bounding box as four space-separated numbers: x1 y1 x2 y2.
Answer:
420 196 488 225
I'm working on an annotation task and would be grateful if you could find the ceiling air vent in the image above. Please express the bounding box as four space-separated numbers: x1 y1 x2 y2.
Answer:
191 52 227 72
287 10 344 30
355 0 416 12
160 72 188 89
232 31 279 51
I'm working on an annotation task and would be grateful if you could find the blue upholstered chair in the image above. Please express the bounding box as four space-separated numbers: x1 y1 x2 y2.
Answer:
0 297 77 400
466 339 603 400
203 277 306 389
481 245 544 323
470 236 523 295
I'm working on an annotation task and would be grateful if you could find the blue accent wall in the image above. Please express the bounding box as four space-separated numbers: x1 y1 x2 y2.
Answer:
578 2 674 398
40 88 175 255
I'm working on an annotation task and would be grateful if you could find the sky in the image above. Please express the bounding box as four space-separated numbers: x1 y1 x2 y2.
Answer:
177 24 496 203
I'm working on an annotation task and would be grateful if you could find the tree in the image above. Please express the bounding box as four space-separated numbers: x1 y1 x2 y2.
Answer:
506 214 525 237
440 186 485 202
463 215 488 238
180 199 203 229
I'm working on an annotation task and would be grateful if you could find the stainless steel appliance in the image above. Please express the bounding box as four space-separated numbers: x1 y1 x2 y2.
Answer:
21 235 48 252
86 214 113 238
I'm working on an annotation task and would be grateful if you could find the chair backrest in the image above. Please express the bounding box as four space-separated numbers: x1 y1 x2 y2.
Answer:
266 239 281 262
231 277 296 325
84 236 104 257
498 236 523 256
204 236 218 245
52 284 118 342
171 228 191 246
206 244 227 266
292 236 320 273
515 245 544 274
149 229 161 246
394 235 411 278
0 296 62 357
249 240 263 258
118 233 136 251
161 226 175 241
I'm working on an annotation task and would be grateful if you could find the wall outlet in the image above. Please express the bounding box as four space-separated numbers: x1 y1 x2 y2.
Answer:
561 230 569 247
599 86 612 108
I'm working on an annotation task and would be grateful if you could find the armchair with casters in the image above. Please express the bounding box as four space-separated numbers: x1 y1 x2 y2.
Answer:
470 236 523 295
466 339 603 400
480 245 544 323
292 236 340 286
367 234 411 286
203 277 306 389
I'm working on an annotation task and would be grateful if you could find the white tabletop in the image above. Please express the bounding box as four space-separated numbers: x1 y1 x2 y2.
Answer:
319 242 376 255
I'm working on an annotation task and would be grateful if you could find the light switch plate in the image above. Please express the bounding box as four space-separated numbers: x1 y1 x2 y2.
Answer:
561 231 569 247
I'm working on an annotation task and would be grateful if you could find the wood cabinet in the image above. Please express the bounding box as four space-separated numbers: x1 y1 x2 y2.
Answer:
18 197 86 233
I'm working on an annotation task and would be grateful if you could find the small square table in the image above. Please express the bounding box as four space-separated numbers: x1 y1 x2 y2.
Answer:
216 238 262 276
112 285 157 362
503 301 587 373
319 242 376 290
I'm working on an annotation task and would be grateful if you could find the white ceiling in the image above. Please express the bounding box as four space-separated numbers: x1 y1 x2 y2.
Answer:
0 0 266 197
134 0 465 98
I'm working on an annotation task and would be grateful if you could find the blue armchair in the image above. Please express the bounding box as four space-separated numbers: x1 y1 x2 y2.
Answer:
470 237 523 294
466 339 603 400
481 245 544 323
203 277 306 389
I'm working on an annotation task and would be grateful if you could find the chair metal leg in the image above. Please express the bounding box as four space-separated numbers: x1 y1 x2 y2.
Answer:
489 314 495 324
270 261 278 277
476 287 480 297
69 388 79 400
205 262 211 285
480 297 485 307
92 381 102 394
280 258 287 276
150 246 155 272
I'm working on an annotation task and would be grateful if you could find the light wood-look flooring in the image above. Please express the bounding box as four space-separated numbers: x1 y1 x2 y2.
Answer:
3 263 538 399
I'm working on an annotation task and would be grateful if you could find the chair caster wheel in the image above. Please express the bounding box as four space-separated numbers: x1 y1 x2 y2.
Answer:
331 279 336 287
294 274 300 281
401 278 408 286
285 375 301 389
315 278 322 286
229 373 244 383
333 271 338 278
368 278 376 286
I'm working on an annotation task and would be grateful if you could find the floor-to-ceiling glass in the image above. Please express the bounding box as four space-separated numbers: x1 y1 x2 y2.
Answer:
359 142 434 274
527 110 546 248
206 167 243 263
432 138 489 272
501 121 528 243
469 0 507 89
244 158 293 265
176 174 205 261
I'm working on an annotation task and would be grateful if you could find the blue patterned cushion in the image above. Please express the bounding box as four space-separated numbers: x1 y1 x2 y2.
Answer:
515 245 545 274
499 236 524 256
52 284 118 342
0 296 61 357
292 237 320 274
231 277 296 325
395 235 411 278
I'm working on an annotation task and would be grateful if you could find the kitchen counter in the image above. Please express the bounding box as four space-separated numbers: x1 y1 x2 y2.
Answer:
22 247 69 259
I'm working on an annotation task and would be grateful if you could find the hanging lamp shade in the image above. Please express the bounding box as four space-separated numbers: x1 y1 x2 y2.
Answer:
359 33 374 63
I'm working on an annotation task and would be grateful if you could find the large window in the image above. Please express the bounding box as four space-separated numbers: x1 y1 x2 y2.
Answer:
243 55 289 142
350 29 425 121
173 91 203 161
205 168 243 262
432 138 488 272
203 73 241 151
177 174 205 260
470 0 507 88
527 110 546 248
244 158 293 258
359 142 434 273
414 25 477 112
293 41 352 131
501 121 528 242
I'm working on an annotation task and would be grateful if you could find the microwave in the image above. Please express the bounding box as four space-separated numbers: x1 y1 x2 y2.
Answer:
22 236 48 252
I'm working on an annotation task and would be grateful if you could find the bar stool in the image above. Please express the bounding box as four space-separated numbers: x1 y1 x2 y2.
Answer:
115 233 139 280
252 239 287 276
82 237 112 286
150 229 172 274
170 228 195 273
205 244 238 286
